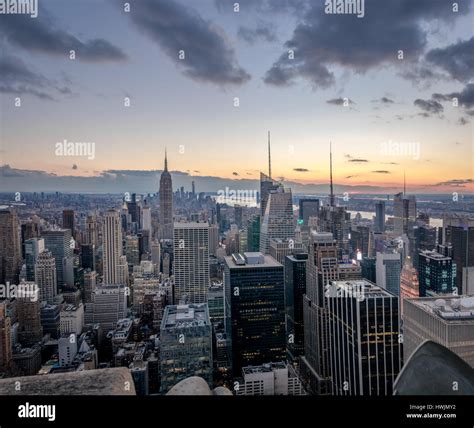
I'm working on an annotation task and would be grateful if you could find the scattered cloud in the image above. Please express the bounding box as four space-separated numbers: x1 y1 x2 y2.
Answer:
293 168 309 172
326 97 355 106
414 98 444 115
434 179 473 187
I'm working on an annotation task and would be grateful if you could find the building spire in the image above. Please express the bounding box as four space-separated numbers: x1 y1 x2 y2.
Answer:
329 142 335 207
164 148 168 172
268 131 272 179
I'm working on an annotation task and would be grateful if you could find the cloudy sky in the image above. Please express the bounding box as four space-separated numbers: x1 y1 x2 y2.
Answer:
0 0 473 193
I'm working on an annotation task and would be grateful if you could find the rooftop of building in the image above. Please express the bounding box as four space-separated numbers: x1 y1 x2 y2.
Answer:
173 222 209 228
225 252 282 268
330 279 397 299
419 249 452 261
242 362 287 375
162 304 210 329
406 296 474 321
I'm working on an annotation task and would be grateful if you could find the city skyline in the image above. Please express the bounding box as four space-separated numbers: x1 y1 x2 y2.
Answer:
1 0 473 193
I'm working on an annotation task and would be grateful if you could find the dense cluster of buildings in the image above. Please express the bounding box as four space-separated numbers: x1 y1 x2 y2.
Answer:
0 146 473 396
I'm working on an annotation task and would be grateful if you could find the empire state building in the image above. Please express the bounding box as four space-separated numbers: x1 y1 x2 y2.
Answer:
159 150 173 240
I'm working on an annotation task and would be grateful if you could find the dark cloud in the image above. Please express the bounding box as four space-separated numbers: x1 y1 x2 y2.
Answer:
434 179 473 187
381 162 399 165
372 170 391 174
414 98 444 115
326 97 355 106
72 164 78 170
374 97 394 104
433 84 474 109
458 117 469 126
238 21 277 44
264 0 471 88
345 175 358 179
0 7 126 62
349 159 369 163
293 168 309 172
425 37 474 82
232 172 239 176
123 0 250 86
0 55 57 100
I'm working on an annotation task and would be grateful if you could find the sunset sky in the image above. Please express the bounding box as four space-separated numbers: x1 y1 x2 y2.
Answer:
0 0 473 193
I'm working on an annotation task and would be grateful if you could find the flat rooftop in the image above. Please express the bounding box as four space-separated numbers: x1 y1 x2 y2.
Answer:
173 222 209 228
242 362 287 375
330 280 396 298
407 296 474 321
225 253 282 269
162 304 210 328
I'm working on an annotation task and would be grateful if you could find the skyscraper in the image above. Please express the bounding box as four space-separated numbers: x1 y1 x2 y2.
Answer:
35 250 57 304
285 253 308 361
393 192 417 237
376 250 402 296
259 187 294 254
418 247 456 296
159 150 173 240
301 232 339 394
84 284 127 333
42 229 73 289
327 280 402 395
17 294 43 346
269 238 304 264
224 252 286 376
246 215 260 252
441 215 474 293
103 209 123 285
0 208 22 285
159 304 213 393
173 222 210 304
24 238 45 282
299 198 320 226
403 296 474 367
374 201 386 233
62 209 75 238
84 214 98 246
